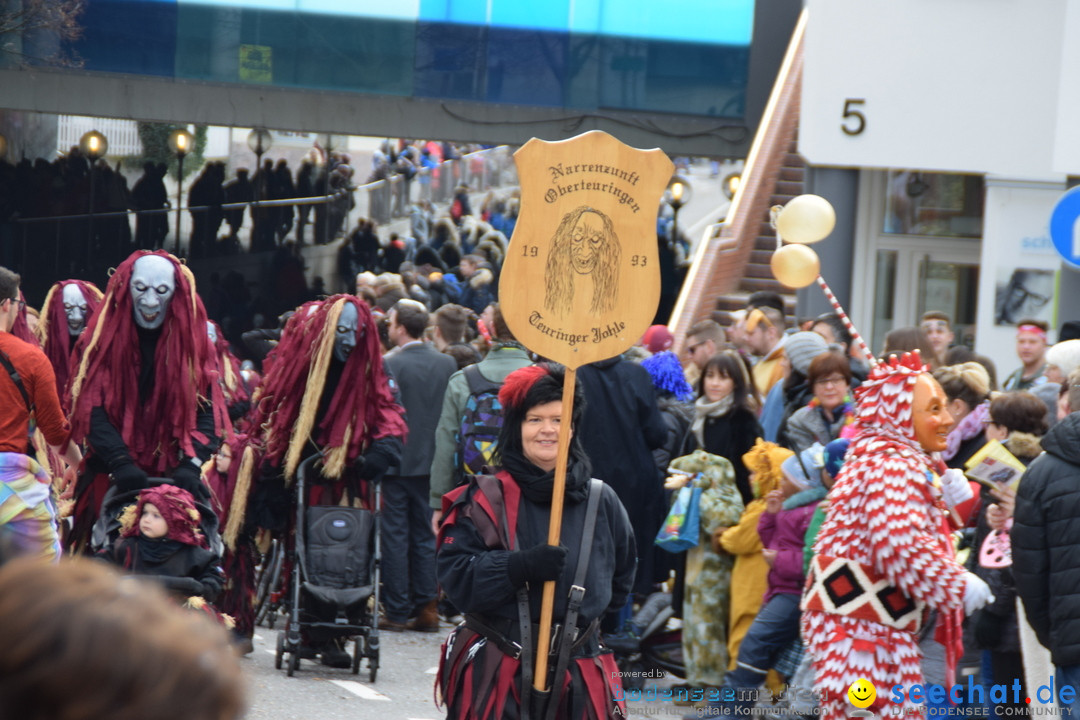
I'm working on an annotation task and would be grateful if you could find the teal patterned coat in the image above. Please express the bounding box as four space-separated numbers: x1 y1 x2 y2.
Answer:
669 450 745 686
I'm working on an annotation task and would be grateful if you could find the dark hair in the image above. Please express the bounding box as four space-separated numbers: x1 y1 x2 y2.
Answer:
699 350 759 412
489 303 515 342
391 300 428 339
813 313 852 349
944 346 999 390
882 326 938 368
444 342 481 370
747 291 786 317
807 351 852 387
494 363 587 467
990 391 1049 436
0 266 19 302
434 303 471 345
687 320 725 346
1061 321 1080 342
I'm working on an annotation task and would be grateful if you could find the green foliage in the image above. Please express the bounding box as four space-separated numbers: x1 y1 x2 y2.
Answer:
135 123 207 180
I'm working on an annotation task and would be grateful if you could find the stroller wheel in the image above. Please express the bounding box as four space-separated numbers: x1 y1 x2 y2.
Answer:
368 645 379 683
287 651 299 677
275 633 285 670
351 638 361 675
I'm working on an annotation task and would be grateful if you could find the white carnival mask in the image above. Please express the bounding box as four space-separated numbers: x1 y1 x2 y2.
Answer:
130 255 176 330
207 321 219 345
62 283 89 337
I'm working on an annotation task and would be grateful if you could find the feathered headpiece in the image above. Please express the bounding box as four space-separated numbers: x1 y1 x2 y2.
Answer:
498 365 551 412
36 279 104 402
249 294 406 481
640 350 694 402
68 251 229 475
120 484 207 549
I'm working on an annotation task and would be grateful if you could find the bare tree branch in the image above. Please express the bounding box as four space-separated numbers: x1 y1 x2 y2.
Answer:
1 0 85 67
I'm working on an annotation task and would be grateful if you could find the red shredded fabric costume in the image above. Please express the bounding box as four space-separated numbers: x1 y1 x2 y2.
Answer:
208 320 252 430
801 352 968 719
245 295 406 510
66 250 228 552
205 432 260 640
35 279 103 406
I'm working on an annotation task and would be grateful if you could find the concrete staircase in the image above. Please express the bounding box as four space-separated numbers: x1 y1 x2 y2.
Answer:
712 141 805 324
669 9 807 348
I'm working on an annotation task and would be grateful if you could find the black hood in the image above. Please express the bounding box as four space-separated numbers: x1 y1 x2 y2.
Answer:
1040 412 1080 465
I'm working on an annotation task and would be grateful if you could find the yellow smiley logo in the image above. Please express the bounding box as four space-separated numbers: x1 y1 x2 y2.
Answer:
848 678 876 709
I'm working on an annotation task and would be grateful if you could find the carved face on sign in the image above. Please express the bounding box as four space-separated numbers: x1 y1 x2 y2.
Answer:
545 206 621 317
570 211 605 275
498 131 673 369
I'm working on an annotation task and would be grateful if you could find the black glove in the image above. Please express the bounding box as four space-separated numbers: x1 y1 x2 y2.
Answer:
111 463 148 494
159 576 205 596
360 447 392 480
171 462 202 494
974 610 1002 649
507 543 569 587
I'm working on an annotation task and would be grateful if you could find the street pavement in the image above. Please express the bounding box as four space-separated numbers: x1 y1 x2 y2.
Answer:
242 620 687 719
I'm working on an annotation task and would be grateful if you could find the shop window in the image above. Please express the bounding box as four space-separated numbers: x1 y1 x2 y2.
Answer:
883 171 983 238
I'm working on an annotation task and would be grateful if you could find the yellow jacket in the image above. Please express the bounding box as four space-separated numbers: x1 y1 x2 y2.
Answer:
752 345 786 398
720 498 770 670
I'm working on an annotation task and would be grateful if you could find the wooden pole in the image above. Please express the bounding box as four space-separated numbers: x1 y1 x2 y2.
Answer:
533 366 576 692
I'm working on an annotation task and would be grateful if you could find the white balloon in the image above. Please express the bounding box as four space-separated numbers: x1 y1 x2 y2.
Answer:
776 194 836 245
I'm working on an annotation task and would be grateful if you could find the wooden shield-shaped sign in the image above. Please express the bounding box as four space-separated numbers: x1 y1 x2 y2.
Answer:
499 131 674 368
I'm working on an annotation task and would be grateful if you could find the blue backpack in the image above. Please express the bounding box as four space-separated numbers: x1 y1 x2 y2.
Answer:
453 365 503 487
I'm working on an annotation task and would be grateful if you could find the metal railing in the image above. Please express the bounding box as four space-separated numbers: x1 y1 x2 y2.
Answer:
3 145 518 302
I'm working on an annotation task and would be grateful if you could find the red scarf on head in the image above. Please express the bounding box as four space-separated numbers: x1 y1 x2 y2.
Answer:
122 484 208 549
69 250 229 475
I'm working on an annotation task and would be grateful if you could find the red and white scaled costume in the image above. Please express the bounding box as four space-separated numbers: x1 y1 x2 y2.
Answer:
801 352 968 719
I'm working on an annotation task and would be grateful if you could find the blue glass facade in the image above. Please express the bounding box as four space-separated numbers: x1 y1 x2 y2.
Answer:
64 0 753 117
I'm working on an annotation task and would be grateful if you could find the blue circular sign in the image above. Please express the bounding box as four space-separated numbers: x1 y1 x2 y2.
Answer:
1050 185 1080 269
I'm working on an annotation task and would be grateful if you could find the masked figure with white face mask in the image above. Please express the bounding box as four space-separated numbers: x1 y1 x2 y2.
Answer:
35 280 104 404
66 251 229 553
241 294 406 667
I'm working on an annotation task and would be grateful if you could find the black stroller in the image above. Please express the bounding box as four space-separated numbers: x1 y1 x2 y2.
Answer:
606 592 686 690
275 454 381 680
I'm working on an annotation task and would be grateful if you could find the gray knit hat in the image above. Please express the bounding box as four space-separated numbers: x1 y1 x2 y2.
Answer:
785 331 829 376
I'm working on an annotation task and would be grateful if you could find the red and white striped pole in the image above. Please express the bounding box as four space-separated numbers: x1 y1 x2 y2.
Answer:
814 274 877 367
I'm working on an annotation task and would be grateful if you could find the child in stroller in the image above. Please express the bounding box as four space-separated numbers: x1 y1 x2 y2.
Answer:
100 483 226 610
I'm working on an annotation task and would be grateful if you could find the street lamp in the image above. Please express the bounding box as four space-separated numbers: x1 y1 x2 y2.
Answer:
722 172 741 201
80 130 109 272
247 128 273 250
667 175 692 248
168 127 194 255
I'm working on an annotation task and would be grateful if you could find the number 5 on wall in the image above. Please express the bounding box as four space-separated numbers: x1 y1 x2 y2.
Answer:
842 99 866 136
